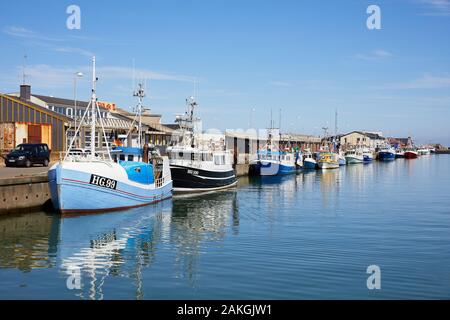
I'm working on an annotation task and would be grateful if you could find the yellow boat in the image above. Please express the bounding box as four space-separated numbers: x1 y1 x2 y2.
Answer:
317 152 339 169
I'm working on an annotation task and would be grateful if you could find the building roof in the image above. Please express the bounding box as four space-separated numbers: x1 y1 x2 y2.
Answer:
33 94 93 109
341 131 385 140
2 93 70 122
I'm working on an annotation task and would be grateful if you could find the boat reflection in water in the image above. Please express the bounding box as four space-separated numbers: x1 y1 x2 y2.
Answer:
58 189 238 299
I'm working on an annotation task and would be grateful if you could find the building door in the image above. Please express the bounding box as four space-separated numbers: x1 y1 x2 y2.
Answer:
0 123 15 150
28 124 42 144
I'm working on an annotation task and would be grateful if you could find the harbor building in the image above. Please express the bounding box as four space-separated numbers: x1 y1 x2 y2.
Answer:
387 137 413 149
0 85 69 155
339 131 386 150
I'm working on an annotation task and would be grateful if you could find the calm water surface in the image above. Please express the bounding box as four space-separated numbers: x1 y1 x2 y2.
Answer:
1 155 449 299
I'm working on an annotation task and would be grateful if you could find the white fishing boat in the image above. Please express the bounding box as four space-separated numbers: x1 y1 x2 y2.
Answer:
417 148 431 156
345 148 364 164
48 57 172 213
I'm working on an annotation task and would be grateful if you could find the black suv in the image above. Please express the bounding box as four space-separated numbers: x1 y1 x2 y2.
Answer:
5 143 51 167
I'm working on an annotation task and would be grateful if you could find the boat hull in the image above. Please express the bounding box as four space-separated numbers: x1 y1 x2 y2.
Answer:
48 162 173 213
249 161 296 176
303 159 317 170
378 152 396 161
404 151 419 159
318 162 339 169
170 165 237 191
345 156 364 164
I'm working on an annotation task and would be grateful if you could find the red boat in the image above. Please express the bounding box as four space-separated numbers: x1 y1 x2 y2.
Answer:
404 150 419 159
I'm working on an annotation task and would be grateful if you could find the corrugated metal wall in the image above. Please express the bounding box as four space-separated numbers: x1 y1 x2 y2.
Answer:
0 94 66 151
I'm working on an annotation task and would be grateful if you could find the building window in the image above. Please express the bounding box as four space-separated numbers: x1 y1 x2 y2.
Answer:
67 108 73 117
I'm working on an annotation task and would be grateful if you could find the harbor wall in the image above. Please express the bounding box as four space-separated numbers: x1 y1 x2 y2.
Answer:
0 175 50 214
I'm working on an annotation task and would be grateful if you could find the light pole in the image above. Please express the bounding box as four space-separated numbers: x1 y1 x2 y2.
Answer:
74 72 83 147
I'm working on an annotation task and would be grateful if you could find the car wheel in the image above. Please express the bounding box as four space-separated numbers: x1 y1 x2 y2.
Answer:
43 159 49 167
25 159 31 168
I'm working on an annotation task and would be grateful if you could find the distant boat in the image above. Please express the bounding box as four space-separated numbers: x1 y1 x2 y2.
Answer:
318 152 339 169
302 149 317 170
395 150 405 158
249 150 296 176
345 149 364 164
378 146 396 161
417 148 431 156
362 148 374 163
404 149 419 159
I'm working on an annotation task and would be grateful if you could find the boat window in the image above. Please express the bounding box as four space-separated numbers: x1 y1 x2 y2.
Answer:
128 155 134 161
178 152 184 158
113 154 118 163
119 154 125 161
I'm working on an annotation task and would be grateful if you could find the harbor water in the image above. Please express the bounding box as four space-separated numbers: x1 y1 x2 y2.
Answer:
0 155 449 299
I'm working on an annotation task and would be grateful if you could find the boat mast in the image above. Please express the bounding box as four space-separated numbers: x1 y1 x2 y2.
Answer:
187 97 197 148
134 83 145 149
91 56 97 156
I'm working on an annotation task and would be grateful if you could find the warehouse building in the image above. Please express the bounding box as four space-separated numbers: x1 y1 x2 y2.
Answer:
0 85 69 155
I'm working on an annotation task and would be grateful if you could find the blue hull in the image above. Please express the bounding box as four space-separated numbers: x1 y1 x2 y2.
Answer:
378 152 395 161
363 155 374 163
303 161 317 170
48 166 172 213
249 161 296 176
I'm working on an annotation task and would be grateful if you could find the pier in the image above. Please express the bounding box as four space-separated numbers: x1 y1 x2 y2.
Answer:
0 173 50 214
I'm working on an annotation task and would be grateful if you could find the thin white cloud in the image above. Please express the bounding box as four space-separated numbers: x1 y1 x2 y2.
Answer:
3 25 93 58
54 47 95 58
418 0 450 16
355 50 393 61
388 74 450 89
2 26 63 42
97 66 196 82
269 81 293 87
0 64 196 90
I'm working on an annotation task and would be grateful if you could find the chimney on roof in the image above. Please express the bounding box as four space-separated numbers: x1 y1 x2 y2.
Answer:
20 84 31 101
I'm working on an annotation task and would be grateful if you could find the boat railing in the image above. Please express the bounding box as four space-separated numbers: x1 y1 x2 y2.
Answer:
59 150 112 163
155 174 170 188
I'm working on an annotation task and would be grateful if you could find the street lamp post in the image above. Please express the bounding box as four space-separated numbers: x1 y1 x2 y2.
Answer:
74 72 83 147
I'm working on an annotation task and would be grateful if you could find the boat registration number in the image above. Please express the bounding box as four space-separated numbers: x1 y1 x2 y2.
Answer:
187 169 199 175
89 174 117 190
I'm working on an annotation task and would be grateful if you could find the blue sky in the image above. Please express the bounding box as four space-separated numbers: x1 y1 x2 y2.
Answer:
0 0 449 144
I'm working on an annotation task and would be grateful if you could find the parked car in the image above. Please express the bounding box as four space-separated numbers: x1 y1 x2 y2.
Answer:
5 143 51 167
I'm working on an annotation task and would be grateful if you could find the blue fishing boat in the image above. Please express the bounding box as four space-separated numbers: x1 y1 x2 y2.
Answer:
302 149 317 170
377 145 396 161
363 148 374 163
249 127 296 176
48 57 172 213
249 150 296 176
